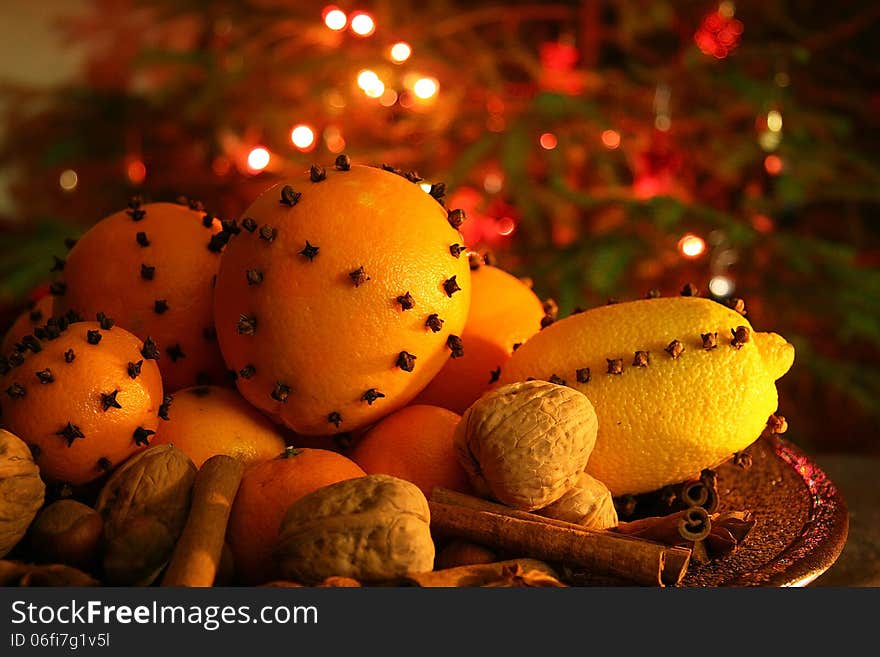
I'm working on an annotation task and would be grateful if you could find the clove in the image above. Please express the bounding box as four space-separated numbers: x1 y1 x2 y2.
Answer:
429 182 446 203
447 208 465 229
96 312 114 330
646 288 661 299
489 367 501 384
730 326 750 350
238 364 256 379
701 332 718 350
548 374 566 386
606 358 624 375
97 457 112 472
35 368 54 384
64 348 76 364
153 299 169 315
50 255 66 272
246 269 263 286
335 154 351 171
86 330 102 345
328 411 342 428
57 422 85 447
259 225 277 243
396 292 415 311
166 344 186 362
100 390 122 411
241 217 257 233
349 266 370 287
446 335 464 358
127 360 143 379
237 314 257 336
280 185 302 206
141 337 160 360
576 367 591 383
632 351 650 367
136 232 150 247
425 314 444 332
309 165 326 182
271 382 291 403
49 281 67 297
361 388 385 405
6 383 26 399
140 264 155 281
443 276 461 297
158 394 173 421
299 241 319 261
132 427 155 446
396 351 417 372
449 244 465 258
664 339 685 359
681 283 699 297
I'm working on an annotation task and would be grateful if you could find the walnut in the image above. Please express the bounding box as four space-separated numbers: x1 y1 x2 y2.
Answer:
30 499 103 570
0 429 46 558
453 380 598 510
537 472 618 530
95 444 196 584
275 474 434 585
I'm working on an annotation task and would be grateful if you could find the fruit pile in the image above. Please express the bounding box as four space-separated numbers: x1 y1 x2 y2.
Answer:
0 159 794 587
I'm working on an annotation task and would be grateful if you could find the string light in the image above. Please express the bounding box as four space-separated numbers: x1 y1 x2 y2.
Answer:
350 12 375 37
379 88 398 106
539 132 558 150
759 130 781 152
126 159 146 185
390 42 412 63
764 154 783 175
678 233 706 258
247 147 270 171
767 110 783 132
601 129 621 149
322 6 347 31
290 125 316 150
412 77 438 99
709 275 734 297
483 172 503 194
357 69 385 98
59 169 78 191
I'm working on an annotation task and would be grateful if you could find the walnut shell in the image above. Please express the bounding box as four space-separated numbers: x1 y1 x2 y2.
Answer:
0 428 46 558
275 474 434 585
95 444 196 584
453 380 598 510
30 499 103 570
537 472 618 529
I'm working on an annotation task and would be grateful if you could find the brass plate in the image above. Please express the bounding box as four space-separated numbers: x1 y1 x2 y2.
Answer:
680 435 849 587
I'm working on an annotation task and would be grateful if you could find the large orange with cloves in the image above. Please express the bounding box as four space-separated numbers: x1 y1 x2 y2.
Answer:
413 259 546 414
213 160 472 435
52 199 229 393
0 320 163 486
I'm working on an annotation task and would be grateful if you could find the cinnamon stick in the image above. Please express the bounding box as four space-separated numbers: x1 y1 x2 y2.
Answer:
429 489 691 586
161 454 244 587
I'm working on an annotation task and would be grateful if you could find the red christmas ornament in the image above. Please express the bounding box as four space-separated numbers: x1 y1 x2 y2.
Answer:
694 9 743 59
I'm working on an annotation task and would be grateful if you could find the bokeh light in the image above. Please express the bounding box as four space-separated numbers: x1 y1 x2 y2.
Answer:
350 12 375 37
764 154 783 175
539 132 558 150
412 77 438 99
709 275 734 297
126 159 146 185
678 233 707 258
390 42 412 63
290 125 316 150
247 147 270 171
322 6 347 31
497 217 516 236
767 110 783 132
601 129 621 149
59 169 78 191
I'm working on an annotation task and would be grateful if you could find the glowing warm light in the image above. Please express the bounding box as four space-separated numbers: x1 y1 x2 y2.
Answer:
767 110 783 132
357 69 380 90
759 130 781 152
290 125 316 150
323 6 347 31
412 77 438 100
655 115 671 131
601 129 621 149
678 234 707 258
483 172 503 194
127 160 146 185
379 88 398 106
764 154 783 175
59 169 78 191
718 1 735 18
350 12 375 36
247 147 270 171
497 217 516 236
709 275 734 297
390 42 411 63
539 132 558 150
751 213 774 233
365 81 385 98
419 183 432 193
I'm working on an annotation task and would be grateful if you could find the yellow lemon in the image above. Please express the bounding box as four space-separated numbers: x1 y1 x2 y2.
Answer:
498 296 794 495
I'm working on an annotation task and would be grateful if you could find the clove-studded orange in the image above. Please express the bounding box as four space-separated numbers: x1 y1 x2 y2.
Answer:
52 199 229 393
413 258 546 414
0 319 163 486
499 295 795 495
213 160 472 435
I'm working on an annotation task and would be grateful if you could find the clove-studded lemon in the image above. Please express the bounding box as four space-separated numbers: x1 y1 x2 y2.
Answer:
213 159 471 435
498 296 795 495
